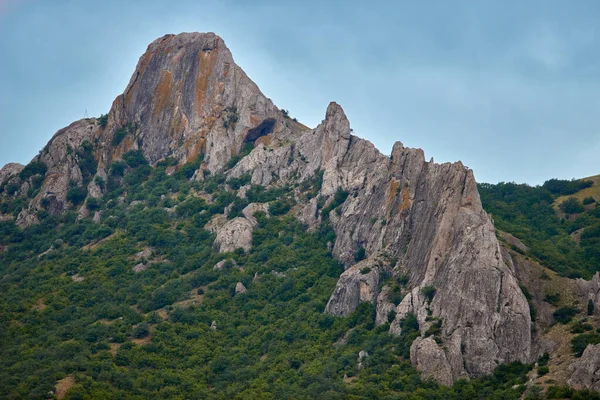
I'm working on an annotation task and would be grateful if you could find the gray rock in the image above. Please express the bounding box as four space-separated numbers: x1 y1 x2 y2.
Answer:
577 272 600 316
235 282 247 295
569 344 600 391
213 259 237 270
357 350 369 370
214 217 254 253
211 320 217 331
0 163 24 186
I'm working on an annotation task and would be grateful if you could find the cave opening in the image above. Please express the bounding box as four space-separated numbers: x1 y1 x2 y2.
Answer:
244 118 276 144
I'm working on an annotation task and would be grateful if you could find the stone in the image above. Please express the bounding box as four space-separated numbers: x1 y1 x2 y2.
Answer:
410 337 455 386
568 344 600 391
213 259 237 270
0 163 24 186
357 350 369 370
214 217 254 253
235 282 247 295
211 320 217 331
132 263 148 273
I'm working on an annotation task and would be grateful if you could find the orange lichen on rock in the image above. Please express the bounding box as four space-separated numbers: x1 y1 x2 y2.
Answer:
194 50 217 118
153 70 174 120
385 178 400 214
399 186 411 212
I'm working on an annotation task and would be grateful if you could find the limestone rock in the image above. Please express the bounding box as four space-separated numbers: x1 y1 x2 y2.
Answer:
324 257 385 317
235 282 247 295
577 272 600 317
568 344 600 391
214 217 253 253
357 350 369 370
213 259 238 270
132 263 148 273
410 337 454 386
0 163 24 186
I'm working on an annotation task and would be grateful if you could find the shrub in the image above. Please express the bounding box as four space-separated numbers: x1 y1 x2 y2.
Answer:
354 247 366 262
537 366 549 376
552 306 579 324
559 197 584 214
19 161 47 180
98 113 108 128
123 150 148 168
588 299 595 315
544 292 561 306
86 197 101 211
583 196 596 205
67 184 88 206
133 322 150 339
109 161 127 177
571 332 600 357
112 127 128 146
421 286 436 303
359 267 371 275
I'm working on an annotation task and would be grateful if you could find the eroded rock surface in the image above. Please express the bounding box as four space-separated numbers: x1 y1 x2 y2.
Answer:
569 344 600 391
214 217 253 253
1 31 535 385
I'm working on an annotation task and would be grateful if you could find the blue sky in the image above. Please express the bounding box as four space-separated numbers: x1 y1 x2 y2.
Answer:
1 0 600 184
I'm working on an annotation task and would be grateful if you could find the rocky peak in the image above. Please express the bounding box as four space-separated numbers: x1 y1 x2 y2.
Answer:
2 32 536 386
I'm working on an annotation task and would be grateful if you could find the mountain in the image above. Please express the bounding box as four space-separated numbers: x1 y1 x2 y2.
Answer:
0 32 599 398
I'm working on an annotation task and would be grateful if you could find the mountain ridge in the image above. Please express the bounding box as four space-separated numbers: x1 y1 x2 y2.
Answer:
1 32 599 395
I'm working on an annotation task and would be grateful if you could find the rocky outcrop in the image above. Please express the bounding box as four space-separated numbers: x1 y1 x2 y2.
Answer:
569 344 600 391
1 32 535 385
577 272 600 317
235 282 247 295
0 163 24 186
325 256 386 317
230 100 532 383
214 217 254 253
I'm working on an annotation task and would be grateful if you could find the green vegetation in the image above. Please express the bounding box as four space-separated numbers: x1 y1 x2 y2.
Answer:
552 307 580 324
98 113 109 128
18 160 47 180
0 156 552 399
559 197 584 214
571 332 600 357
478 179 600 278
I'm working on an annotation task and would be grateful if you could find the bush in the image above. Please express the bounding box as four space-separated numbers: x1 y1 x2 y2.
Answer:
583 196 596 205
123 150 148 168
354 247 366 262
98 113 108 128
588 299 595 315
542 179 593 196
86 197 101 211
112 127 128 146
359 267 371 275
559 197 584 214
544 292 561 306
67 184 88 206
553 306 579 324
421 286 436 303
537 366 549 376
19 160 47 180
109 161 127 177
571 332 600 357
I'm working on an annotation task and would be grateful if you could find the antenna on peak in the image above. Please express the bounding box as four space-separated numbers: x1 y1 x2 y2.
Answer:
84 109 88 119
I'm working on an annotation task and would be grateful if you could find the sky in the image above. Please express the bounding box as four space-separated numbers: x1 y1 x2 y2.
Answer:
1 0 600 185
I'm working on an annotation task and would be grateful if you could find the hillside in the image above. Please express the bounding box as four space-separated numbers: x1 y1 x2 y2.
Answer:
1 32 600 399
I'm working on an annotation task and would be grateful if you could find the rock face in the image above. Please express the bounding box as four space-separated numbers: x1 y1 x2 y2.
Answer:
577 272 600 317
1 32 534 385
232 101 532 382
569 344 600 391
0 163 23 186
214 217 254 253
